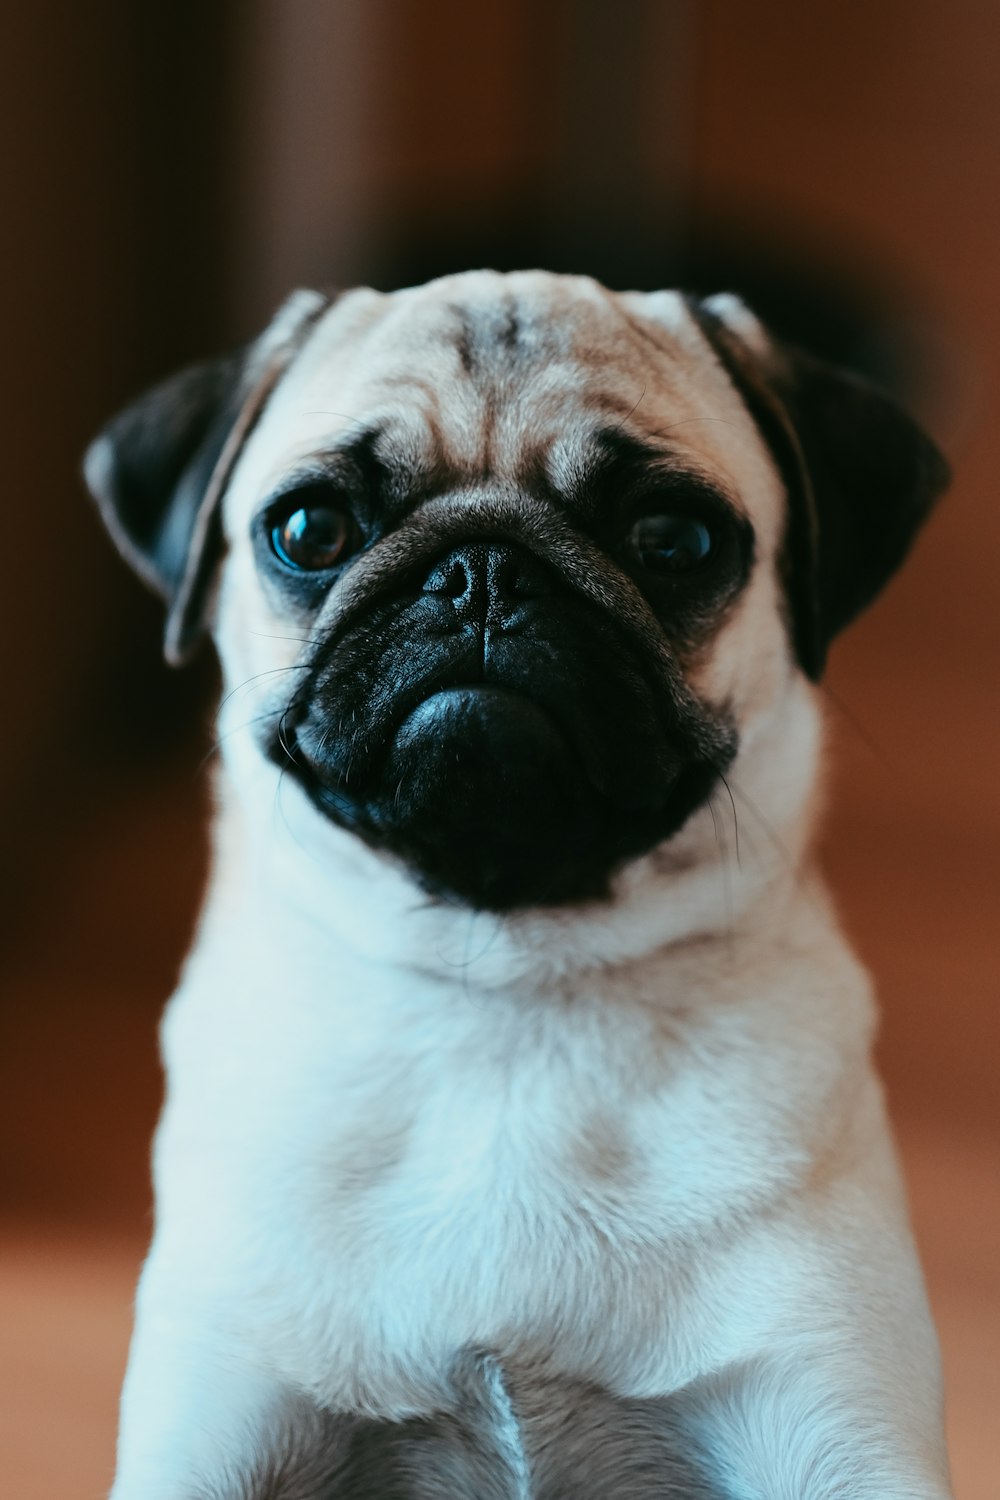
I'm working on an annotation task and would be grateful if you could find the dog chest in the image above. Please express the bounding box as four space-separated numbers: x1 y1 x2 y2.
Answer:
151 940 872 1413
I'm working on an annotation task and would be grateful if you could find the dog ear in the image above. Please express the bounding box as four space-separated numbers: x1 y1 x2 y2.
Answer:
84 288 329 665
689 293 950 679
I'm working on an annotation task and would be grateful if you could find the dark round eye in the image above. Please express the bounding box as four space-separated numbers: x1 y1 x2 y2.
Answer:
271 504 353 571
630 513 715 574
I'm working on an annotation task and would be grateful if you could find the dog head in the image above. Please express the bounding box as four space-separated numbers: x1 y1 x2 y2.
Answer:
86 272 947 921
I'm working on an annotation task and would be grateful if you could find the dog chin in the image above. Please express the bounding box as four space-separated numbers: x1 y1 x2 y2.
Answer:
283 684 726 912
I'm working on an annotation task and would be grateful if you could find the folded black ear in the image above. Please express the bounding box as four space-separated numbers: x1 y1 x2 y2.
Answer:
775 346 950 678
84 289 329 665
688 295 950 679
84 349 247 658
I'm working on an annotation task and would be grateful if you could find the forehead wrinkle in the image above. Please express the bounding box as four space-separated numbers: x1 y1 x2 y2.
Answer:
330 288 671 468
249 415 445 522
357 417 452 507
447 284 603 388
449 295 522 379
542 423 747 519
615 304 691 366
357 327 507 479
368 384 454 478
252 278 761 514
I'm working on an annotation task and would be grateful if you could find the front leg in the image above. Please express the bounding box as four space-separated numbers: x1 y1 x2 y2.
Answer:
109 1283 530 1499
667 1350 954 1500
109 1302 954 1500
108 1294 327 1500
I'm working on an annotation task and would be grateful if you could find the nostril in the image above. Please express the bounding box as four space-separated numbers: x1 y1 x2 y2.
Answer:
423 555 474 599
421 542 554 620
490 549 552 600
491 552 548 597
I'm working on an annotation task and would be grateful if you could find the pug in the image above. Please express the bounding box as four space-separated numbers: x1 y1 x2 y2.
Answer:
85 271 954 1499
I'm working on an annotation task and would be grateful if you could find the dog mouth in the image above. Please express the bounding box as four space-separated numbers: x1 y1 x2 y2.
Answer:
275 668 728 912
389 684 579 792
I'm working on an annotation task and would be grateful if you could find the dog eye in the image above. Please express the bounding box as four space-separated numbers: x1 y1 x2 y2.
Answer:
270 504 353 571
630 513 715 573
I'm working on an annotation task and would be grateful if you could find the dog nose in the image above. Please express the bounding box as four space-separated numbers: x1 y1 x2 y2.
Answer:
422 542 553 626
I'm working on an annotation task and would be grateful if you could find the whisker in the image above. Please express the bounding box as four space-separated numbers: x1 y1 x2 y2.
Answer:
707 791 735 957
218 665 308 712
272 759 293 847
303 409 364 423
248 630 321 646
194 706 291 776
612 383 647 434
820 682 895 772
718 773 742 870
276 703 299 765
436 908 507 985
313 721 337 760
649 416 741 436
720 773 815 901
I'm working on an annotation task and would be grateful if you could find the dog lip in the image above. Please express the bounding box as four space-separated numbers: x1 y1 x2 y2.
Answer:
271 696 732 910
398 681 550 718
287 662 690 817
283 681 579 802
390 683 575 768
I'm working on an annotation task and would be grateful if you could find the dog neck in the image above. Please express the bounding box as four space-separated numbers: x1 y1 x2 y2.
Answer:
191 775 822 1022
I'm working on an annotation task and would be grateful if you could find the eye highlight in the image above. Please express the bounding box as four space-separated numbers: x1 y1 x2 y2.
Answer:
270 503 353 572
630 513 716 574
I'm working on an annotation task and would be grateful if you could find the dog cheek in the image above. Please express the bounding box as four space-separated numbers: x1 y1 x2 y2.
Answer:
688 574 795 732
216 550 304 705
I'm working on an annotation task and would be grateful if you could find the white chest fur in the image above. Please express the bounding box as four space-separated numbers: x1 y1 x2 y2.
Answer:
146 845 879 1420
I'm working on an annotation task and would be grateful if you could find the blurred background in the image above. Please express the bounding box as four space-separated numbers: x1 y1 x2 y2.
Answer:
1 2 997 1495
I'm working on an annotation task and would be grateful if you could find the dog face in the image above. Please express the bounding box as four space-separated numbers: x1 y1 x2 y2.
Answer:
86 271 947 916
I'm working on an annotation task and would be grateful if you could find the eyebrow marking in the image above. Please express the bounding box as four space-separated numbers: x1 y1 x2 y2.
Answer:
295 427 389 485
564 428 742 514
263 424 459 528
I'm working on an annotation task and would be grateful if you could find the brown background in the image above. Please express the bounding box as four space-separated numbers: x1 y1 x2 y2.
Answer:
1 3 997 1496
